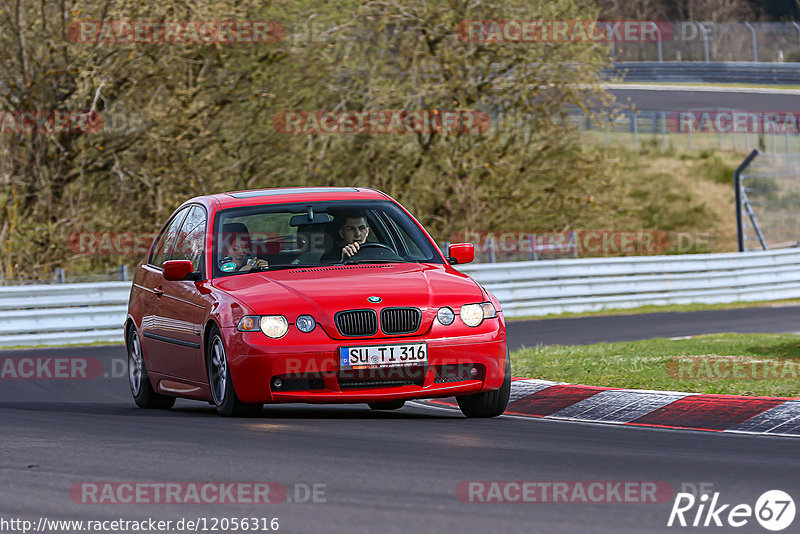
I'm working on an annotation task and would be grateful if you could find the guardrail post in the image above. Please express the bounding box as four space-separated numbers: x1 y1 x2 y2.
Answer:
54 268 65 284
735 149 759 252
118 264 128 281
487 238 496 263
695 23 710 62
529 233 537 261
744 22 758 62
652 22 663 62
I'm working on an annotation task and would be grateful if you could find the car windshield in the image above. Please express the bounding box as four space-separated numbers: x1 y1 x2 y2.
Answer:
212 200 444 276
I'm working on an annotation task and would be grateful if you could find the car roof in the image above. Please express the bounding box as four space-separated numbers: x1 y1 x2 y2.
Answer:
192 187 391 209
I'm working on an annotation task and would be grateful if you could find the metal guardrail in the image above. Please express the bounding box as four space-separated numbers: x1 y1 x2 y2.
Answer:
606 62 800 85
458 248 800 317
0 282 131 347
1 249 799 347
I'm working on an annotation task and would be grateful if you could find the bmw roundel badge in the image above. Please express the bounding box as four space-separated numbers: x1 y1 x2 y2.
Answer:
368 296 382 303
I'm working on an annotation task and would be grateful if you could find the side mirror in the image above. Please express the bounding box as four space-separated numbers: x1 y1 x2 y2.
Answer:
448 243 475 265
163 260 200 281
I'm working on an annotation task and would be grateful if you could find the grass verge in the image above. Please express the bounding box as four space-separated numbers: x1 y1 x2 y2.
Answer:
507 298 800 321
511 333 800 397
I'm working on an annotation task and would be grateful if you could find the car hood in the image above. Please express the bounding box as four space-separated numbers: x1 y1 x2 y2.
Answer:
213 263 484 337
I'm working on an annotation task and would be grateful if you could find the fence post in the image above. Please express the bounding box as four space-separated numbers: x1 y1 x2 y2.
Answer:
54 268 65 284
118 264 128 281
735 149 759 252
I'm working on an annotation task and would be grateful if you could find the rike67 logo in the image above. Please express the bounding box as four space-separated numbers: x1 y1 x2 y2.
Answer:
668 490 795 531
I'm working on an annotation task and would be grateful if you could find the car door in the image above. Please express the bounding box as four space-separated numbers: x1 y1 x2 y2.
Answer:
144 204 211 384
139 207 190 377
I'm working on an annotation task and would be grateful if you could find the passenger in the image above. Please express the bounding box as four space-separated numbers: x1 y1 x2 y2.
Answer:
219 223 269 272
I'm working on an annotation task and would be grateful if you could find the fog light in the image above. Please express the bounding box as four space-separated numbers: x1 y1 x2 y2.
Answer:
296 315 316 333
273 378 283 389
470 366 479 378
437 307 455 325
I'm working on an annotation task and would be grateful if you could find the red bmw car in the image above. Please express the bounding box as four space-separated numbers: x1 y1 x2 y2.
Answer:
125 187 509 417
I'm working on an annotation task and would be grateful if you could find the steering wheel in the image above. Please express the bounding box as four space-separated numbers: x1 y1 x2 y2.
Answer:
357 243 394 252
346 242 401 262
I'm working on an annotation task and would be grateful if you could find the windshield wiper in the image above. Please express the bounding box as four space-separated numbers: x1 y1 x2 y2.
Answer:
342 259 406 265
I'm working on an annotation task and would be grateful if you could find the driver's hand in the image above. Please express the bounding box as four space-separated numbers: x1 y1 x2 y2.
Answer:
341 242 360 261
240 258 269 271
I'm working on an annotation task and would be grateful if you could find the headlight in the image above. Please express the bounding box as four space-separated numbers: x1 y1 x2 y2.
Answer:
260 315 289 338
437 307 455 325
460 304 484 327
295 315 316 333
459 302 497 327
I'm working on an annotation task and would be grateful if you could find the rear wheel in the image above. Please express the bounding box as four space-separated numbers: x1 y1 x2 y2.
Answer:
368 400 406 411
207 325 262 417
127 326 175 409
456 351 510 418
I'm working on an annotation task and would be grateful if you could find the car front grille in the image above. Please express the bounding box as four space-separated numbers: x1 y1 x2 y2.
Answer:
339 378 423 389
335 310 378 336
380 307 421 335
337 366 425 389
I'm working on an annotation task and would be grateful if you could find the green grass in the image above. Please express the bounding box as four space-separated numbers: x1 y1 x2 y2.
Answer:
581 129 779 154
611 81 800 91
506 298 800 321
511 333 800 397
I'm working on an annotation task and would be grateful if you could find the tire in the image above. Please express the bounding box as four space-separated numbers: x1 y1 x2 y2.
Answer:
368 400 406 411
207 325 262 417
456 351 511 418
127 326 175 409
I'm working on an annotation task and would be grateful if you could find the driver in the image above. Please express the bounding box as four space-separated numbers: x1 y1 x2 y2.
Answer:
321 210 371 263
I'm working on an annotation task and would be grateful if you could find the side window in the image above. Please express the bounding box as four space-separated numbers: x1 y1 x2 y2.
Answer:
171 206 207 271
150 208 189 267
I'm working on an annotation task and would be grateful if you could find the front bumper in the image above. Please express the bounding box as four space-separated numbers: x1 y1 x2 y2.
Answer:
223 318 507 404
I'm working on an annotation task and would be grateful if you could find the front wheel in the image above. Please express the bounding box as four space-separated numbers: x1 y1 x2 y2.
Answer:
127 326 175 409
456 351 510 418
207 325 262 417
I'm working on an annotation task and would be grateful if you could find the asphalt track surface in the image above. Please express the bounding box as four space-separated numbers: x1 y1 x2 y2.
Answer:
2 307 800 533
609 86 800 112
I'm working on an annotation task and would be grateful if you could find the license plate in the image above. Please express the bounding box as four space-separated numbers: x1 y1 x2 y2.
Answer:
339 343 427 369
